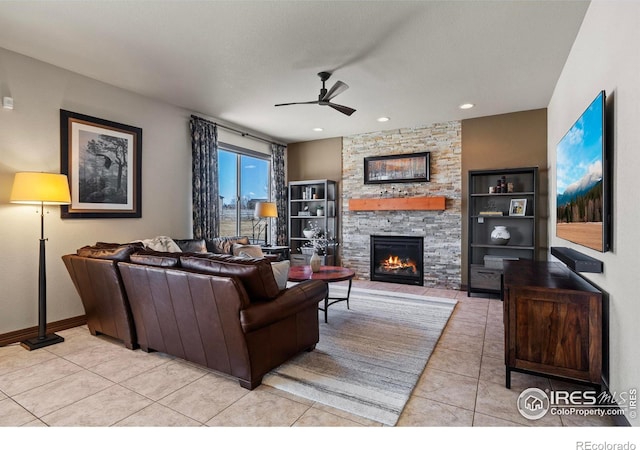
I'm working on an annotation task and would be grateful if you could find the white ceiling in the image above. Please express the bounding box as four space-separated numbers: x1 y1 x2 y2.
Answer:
0 1 589 144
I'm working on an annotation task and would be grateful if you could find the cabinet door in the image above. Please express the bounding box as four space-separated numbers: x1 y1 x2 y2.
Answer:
509 287 601 383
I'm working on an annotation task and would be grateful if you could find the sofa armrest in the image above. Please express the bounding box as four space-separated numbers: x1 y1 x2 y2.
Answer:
240 280 327 333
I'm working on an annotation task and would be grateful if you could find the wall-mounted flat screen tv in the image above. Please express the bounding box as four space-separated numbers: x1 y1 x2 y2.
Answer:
556 90 610 252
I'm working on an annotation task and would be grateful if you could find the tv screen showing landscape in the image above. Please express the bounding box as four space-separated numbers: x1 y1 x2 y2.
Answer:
556 90 607 252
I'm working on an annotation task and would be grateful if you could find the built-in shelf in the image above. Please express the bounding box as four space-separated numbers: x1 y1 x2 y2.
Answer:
472 215 535 220
288 179 337 266
471 191 535 197
471 244 534 250
348 196 446 211
468 167 538 296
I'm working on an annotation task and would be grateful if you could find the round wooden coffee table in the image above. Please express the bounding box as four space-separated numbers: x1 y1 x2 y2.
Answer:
288 265 355 323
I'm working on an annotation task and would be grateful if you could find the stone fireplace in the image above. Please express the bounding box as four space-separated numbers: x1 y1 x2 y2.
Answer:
340 122 462 289
370 235 424 286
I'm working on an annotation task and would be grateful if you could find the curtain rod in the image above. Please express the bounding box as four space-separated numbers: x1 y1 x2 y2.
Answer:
190 115 285 147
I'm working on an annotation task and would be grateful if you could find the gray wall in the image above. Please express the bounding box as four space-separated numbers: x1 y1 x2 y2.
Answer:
0 47 268 335
546 1 640 426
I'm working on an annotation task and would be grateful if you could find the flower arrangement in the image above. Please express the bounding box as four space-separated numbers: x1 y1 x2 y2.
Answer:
299 221 336 256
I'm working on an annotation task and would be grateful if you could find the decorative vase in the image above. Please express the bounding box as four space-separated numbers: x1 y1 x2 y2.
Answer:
303 229 315 239
310 251 322 272
317 207 324 216
490 226 510 245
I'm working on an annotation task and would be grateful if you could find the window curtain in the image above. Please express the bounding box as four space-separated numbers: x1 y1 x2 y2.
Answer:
190 116 219 239
270 143 288 245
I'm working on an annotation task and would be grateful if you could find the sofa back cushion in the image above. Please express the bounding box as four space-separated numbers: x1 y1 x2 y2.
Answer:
130 250 181 268
206 236 250 254
180 254 280 302
173 238 207 253
77 243 142 262
232 244 264 258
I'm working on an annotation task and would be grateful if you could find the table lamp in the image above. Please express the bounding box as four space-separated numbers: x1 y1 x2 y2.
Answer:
254 201 278 246
10 172 71 350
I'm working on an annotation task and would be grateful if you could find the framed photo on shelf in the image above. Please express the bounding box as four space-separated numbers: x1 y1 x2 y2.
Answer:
364 152 430 184
509 198 527 216
60 109 142 218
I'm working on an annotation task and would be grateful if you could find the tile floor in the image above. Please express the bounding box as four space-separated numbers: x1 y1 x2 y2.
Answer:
0 280 618 428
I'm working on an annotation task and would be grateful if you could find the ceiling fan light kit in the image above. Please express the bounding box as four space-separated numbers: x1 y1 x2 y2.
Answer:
275 71 356 116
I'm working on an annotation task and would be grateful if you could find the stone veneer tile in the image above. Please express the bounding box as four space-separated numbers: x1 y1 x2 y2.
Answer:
0 398 38 426
12 370 113 418
293 407 367 427
341 122 462 289
41 385 152 426
120 360 206 401
413 367 479 411
114 403 201 426
0 356 82 396
205 387 310 426
159 373 249 423
396 396 474 426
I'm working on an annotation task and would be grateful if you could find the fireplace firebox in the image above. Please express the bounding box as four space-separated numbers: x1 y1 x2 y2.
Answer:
370 235 424 286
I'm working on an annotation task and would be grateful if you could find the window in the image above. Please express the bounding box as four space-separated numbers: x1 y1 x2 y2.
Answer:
218 144 271 242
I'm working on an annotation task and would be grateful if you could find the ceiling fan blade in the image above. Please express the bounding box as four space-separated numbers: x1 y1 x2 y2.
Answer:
321 81 349 102
327 102 356 116
275 100 319 107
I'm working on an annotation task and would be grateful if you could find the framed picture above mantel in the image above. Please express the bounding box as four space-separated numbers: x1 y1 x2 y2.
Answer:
60 110 142 218
364 152 430 184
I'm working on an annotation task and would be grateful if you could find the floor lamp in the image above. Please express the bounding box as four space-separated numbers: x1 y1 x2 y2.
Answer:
10 172 71 351
254 201 278 246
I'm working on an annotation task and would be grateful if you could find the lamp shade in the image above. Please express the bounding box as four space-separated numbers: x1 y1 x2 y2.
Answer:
254 201 278 218
10 172 71 205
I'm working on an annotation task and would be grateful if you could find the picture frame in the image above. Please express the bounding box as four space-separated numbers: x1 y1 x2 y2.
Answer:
60 110 142 218
509 198 527 216
364 152 430 184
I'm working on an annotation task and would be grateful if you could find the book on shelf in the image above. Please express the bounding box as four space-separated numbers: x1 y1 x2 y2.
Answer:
479 211 503 216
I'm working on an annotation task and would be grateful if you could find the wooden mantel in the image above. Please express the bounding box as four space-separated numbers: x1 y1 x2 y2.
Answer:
348 196 446 211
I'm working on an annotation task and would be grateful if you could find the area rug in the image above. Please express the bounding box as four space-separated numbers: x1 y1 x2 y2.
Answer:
262 285 457 426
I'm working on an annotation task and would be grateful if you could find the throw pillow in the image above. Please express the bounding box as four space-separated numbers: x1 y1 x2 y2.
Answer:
271 260 290 291
133 236 182 253
232 244 264 258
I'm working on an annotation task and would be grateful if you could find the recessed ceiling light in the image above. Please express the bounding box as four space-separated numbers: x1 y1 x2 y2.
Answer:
459 103 475 110
377 117 390 122
312 127 324 132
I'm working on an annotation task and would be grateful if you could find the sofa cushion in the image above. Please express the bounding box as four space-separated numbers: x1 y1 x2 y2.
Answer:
77 244 141 262
173 238 207 253
232 244 264 258
130 250 181 268
180 254 280 302
206 236 250 254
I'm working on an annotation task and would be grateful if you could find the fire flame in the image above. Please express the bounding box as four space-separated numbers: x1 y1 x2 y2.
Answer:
380 255 417 273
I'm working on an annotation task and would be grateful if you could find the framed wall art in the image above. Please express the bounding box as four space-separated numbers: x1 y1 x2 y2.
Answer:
60 110 142 218
364 152 430 184
509 198 527 216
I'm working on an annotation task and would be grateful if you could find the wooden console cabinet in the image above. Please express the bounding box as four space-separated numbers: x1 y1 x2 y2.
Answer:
503 260 602 389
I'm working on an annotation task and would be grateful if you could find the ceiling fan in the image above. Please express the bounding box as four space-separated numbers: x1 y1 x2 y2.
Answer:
275 71 356 116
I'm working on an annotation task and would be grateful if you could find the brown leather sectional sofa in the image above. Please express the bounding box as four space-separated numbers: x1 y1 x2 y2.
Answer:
62 237 327 389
